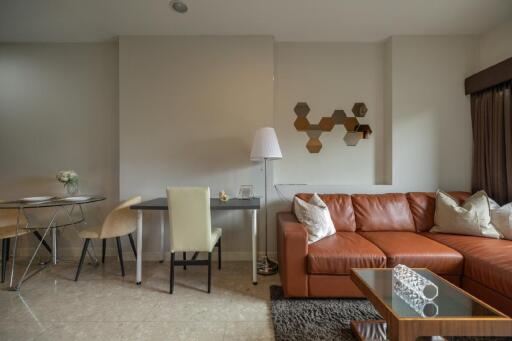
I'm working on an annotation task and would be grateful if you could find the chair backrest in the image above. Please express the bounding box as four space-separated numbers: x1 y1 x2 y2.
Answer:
167 187 212 252
100 196 142 239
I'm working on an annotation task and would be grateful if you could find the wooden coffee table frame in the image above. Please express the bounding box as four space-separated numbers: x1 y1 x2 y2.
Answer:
350 268 512 341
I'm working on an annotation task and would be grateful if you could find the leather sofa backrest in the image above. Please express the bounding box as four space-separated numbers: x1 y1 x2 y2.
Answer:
352 193 415 232
294 193 356 232
407 191 471 232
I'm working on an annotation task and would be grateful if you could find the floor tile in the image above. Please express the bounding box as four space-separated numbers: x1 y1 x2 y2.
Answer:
1 261 279 340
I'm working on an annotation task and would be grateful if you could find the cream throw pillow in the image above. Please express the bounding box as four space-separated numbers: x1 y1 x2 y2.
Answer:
488 198 512 240
294 194 336 244
430 190 502 239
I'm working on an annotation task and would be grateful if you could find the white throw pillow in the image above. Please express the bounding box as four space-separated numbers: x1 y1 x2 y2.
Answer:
488 198 512 240
430 190 502 239
293 194 336 244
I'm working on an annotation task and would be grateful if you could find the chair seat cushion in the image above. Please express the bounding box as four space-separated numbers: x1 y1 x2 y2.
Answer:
359 231 464 275
0 225 30 239
78 225 102 239
424 233 512 298
307 232 386 275
210 227 222 250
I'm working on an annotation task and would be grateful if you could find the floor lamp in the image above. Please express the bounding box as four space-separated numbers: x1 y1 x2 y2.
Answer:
250 127 282 275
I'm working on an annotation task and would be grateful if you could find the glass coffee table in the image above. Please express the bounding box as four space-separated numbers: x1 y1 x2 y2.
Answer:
350 268 512 341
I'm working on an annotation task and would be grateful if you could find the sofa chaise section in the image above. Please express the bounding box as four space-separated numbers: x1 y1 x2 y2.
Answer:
424 233 512 316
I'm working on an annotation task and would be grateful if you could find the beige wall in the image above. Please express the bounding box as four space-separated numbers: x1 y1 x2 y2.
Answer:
479 19 512 70
118 36 275 260
390 36 479 192
0 43 118 255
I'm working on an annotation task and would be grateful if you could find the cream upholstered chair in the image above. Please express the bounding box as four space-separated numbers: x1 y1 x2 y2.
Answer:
167 187 222 294
74 196 141 281
1 209 52 282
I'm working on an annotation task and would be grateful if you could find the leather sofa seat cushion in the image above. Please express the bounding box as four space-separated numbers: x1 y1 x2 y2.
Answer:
295 194 356 232
359 232 464 275
307 232 386 275
407 192 470 232
424 233 512 298
352 193 415 231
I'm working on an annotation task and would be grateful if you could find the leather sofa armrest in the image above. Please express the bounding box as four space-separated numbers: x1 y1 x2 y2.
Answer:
277 211 308 297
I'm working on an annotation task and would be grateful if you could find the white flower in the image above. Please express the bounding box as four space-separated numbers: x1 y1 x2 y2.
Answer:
56 170 78 184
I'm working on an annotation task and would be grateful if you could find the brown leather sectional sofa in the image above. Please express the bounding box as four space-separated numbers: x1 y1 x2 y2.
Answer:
277 192 512 316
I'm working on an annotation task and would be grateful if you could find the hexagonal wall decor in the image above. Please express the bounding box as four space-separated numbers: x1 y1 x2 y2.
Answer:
294 102 310 117
343 117 359 132
344 131 364 146
331 110 347 124
293 101 372 151
352 102 368 117
294 117 310 131
306 138 322 153
306 128 322 139
319 117 335 131
356 124 373 139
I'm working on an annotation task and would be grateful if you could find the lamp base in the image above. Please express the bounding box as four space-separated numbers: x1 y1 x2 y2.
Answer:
257 256 278 275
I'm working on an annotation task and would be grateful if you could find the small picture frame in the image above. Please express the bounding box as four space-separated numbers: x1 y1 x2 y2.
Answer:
238 185 253 200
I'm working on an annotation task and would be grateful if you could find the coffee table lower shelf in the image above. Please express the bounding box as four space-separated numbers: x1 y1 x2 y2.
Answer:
351 320 449 341
350 320 387 340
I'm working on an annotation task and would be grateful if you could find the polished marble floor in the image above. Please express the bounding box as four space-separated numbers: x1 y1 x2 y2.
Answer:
1 259 280 340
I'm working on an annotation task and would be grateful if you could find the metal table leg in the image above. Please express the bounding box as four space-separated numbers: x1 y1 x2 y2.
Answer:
12 209 59 291
251 209 258 285
51 226 57 265
160 211 165 263
136 209 143 285
8 208 23 288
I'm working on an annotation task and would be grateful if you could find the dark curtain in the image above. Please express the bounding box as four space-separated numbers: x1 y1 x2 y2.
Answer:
471 81 512 204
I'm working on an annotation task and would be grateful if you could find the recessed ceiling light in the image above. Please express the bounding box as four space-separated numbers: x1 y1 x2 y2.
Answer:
170 0 188 13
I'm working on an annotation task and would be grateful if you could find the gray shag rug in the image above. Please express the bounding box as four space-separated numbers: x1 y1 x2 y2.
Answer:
269 285 511 341
270 285 381 341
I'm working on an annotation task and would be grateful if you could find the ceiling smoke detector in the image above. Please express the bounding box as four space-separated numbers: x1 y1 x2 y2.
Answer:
170 0 188 13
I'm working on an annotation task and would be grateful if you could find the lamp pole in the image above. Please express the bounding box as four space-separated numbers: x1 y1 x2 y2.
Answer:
258 157 278 275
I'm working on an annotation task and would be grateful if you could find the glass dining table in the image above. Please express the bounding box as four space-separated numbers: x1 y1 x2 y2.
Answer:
0 195 105 290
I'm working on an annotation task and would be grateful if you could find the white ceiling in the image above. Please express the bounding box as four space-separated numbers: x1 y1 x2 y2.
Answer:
1 0 511 42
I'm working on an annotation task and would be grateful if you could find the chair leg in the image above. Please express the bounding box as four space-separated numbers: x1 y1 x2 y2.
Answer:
207 252 212 293
116 237 125 277
128 233 137 259
2 239 9 283
217 238 221 270
183 252 187 270
170 252 175 294
5 237 10 263
102 239 106 263
75 239 90 281
32 231 52 254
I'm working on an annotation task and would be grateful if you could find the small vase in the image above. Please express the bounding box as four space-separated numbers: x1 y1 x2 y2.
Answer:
65 181 79 196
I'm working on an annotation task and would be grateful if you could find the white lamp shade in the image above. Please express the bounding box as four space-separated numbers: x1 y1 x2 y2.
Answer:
250 127 283 161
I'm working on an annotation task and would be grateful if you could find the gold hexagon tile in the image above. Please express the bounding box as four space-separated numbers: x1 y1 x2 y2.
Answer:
344 117 359 132
306 138 322 153
294 117 310 131
319 117 335 131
